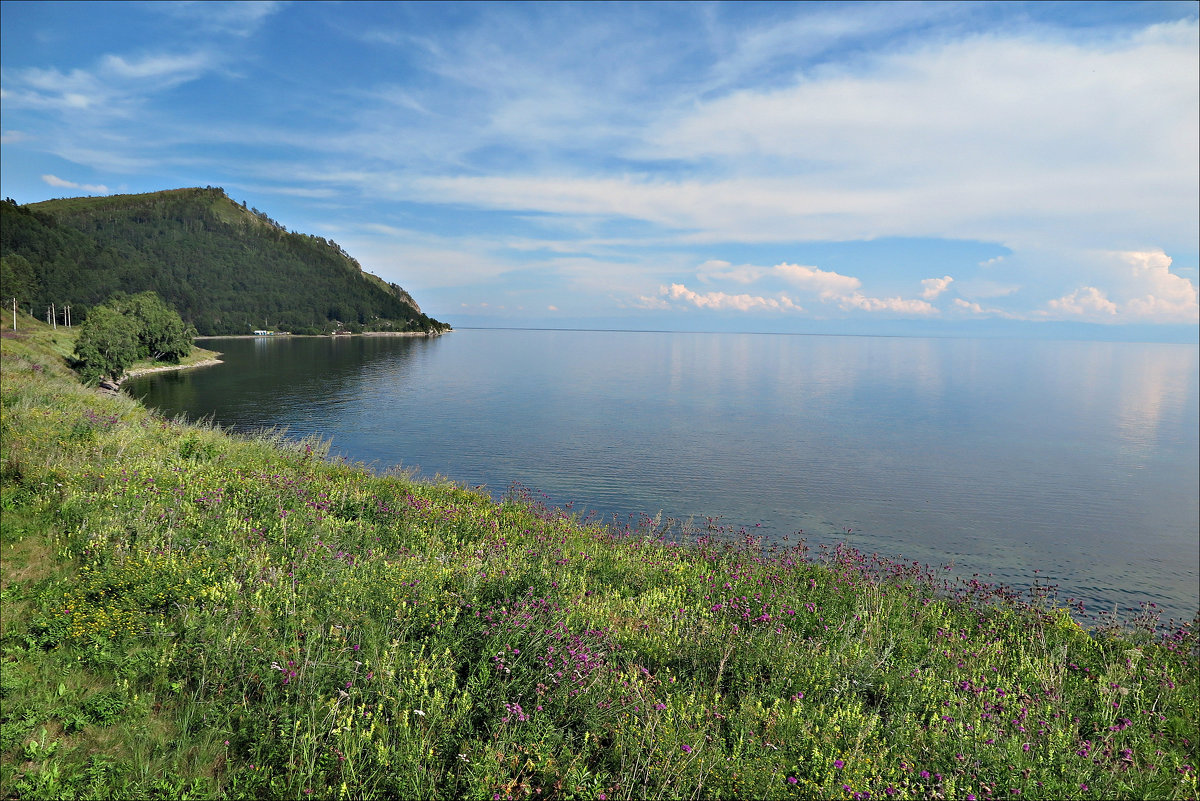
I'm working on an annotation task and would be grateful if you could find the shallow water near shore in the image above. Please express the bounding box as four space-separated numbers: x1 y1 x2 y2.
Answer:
127 329 1200 625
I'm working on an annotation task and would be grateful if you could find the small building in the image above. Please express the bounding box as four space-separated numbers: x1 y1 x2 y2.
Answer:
253 329 274 336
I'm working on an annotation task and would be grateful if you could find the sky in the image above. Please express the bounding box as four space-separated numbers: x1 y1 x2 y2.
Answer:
1 1 1197 340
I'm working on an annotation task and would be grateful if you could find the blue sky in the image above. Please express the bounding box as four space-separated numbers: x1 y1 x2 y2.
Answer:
2 1 1197 339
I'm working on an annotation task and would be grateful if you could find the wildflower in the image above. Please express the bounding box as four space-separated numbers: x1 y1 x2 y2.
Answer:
682 744 693 753
834 760 845 769
787 777 798 784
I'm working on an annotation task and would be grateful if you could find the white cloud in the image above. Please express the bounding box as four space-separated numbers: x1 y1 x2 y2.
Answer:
836 293 938 315
1046 287 1118 317
640 21 1198 250
773 262 862 298
344 20 1178 253
665 283 802 313
921 275 954 300
99 53 212 82
696 259 762 284
664 259 939 316
632 293 672 311
149 1 284 36
1117 250 1200 322
41 174 108 193
695 260 863 297
952 298 1021 320
2 51 216 116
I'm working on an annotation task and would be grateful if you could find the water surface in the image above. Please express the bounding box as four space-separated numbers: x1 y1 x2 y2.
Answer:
128 330 1200 625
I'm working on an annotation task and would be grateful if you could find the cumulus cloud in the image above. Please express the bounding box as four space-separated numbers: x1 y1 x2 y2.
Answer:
837 293 938 315
1118 250 1199 322
41 174 108 193
953 298 1020 319
921 275 954 299
1046 287 1118 317
665 283 802 313
660 259 941 316
1040 250 1200 322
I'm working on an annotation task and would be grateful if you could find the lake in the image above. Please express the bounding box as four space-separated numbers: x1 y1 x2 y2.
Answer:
126 329 1200 626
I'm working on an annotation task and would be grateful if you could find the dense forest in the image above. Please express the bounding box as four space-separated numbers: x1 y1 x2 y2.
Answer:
0 188 448 335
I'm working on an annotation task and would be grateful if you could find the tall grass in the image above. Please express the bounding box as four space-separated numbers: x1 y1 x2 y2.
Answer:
2 309 1197 799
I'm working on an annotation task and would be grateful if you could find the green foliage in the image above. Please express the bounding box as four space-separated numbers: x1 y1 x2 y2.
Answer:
1 253 40 304
72 304 138 384
2 327 1197 800
110 291 196 362
72 291 193 382
0 191 449 335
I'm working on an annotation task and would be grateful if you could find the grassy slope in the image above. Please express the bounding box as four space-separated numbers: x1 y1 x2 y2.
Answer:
1 313 1197 800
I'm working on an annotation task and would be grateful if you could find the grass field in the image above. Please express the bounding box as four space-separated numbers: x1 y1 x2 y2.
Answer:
1 308 1196 799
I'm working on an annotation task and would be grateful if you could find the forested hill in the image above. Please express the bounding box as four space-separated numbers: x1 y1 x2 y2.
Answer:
0 187 448 335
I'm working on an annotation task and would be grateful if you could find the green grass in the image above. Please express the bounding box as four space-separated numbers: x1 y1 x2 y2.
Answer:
1 310 1197 800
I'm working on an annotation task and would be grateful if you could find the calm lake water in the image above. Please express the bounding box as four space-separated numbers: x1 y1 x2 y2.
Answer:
127 329 1200 625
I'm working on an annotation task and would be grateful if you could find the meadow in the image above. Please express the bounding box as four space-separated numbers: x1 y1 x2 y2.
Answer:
1 309 1196 800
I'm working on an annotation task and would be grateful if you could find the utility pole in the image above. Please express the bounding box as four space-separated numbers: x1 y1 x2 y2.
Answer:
51 302 56 330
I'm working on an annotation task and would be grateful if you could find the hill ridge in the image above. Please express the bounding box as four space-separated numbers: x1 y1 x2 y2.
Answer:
1 188 447 336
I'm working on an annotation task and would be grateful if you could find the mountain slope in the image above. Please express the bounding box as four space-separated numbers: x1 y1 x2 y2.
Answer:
0 188 448 335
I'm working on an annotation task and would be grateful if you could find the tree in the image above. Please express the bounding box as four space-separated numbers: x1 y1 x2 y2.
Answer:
73 305 139 384
73 291 195 384
115 291 195 362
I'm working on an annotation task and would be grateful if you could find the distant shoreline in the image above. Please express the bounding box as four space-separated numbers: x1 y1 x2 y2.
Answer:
194 330 449 340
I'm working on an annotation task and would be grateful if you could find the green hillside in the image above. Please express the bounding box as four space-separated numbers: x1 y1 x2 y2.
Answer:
0 188 448 336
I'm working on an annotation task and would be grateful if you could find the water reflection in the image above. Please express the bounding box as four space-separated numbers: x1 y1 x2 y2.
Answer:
128 331 1199 624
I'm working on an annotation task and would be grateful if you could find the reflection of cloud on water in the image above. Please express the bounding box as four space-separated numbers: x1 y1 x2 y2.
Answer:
1112 345 1195 459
